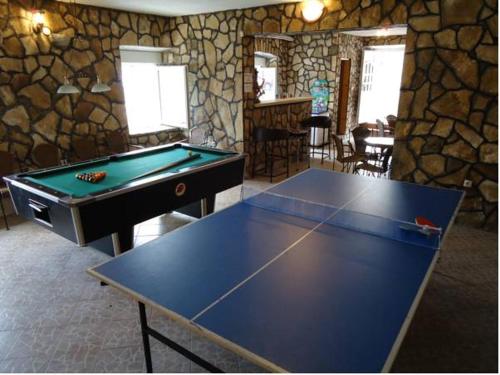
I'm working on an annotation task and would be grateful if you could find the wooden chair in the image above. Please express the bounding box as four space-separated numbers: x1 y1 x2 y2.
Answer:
105 130 143 154
355 147 393 178
359 122 379 136
351 127 379 162
386 115 396 135
32 143 61 168
332 134 365 173
0 151 18 230
376 119 386 137
252 127 290 182
72 138 98 161
351 126 371 156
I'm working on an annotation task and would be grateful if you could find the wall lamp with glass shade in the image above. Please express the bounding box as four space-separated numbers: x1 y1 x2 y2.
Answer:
56 73 111 95
57 76 80 94
301 0 326 23
32 9 51 35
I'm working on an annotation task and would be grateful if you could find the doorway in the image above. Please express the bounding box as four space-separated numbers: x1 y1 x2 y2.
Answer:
357 45 406 123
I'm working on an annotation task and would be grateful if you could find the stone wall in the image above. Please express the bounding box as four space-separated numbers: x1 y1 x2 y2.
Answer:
364 34 407 46
286 31 338 115
285 32 402 133
0 0 497 228
242 0 498 229
0 0 184 167
161 11 245 151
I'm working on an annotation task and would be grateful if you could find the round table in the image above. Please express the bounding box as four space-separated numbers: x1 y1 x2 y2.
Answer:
365 136 394 148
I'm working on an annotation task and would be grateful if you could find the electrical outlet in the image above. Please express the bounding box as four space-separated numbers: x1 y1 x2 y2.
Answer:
463 179 473 188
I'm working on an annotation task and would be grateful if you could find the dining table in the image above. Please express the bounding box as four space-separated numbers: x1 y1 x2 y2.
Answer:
365 136 394 148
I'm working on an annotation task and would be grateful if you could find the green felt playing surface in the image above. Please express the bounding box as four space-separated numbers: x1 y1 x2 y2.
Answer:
25 148 224 198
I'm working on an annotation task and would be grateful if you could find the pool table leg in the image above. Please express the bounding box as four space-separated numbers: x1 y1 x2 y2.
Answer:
112 227 134 256
175 195 215 218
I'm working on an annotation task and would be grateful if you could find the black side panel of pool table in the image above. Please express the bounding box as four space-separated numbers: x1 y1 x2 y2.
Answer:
77 158 245 246
7 183 78 244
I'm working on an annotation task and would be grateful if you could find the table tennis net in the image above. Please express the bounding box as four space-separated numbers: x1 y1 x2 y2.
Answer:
241 187 443 250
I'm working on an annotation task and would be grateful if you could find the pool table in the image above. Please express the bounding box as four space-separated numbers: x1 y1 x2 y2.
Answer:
4 143 245 256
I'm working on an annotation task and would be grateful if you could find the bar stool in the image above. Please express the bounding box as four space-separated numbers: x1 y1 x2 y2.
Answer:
288 126 309 170
252 127 290 183
300 116 332 164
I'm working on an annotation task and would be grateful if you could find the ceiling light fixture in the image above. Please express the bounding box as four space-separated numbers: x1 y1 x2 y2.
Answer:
302 0 325 23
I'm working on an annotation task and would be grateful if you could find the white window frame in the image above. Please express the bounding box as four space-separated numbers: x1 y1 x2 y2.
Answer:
157 64 190 130
120 46 189 136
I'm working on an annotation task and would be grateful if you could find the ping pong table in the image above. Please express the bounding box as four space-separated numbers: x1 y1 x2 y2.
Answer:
88 169 464 373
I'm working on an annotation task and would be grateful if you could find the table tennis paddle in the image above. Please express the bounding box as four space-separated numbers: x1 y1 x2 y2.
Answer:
400 216 441 236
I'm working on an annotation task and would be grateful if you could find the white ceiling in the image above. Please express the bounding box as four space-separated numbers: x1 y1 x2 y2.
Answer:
57 0 300 17
341 26 407 37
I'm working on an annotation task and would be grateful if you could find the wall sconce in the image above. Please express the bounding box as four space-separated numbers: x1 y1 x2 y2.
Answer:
302 0 325 23
32 9 51 35
57 73 111 95
32 9 44 33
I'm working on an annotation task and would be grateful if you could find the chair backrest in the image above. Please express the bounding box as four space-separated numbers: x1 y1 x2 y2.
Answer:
386 115 397 128
300 116 331 130
358 122 378 136
332 134 346 160
32 143 60 168
376 119 386 137
73 138 98 161
106 131 128 154
189 127 208 145
0 151 17 182
351 126 371 154
253 127 289 142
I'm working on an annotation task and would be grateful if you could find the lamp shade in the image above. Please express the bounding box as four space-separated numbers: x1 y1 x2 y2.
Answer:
91 75 111 93
302 0 325 22
57 77 80 94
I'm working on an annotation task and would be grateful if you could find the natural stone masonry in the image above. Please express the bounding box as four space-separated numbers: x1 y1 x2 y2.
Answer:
286 31 365 132
251 32 404 138
242 0 497 229
160 10 245 151
0 0 497 229
0 0 184 167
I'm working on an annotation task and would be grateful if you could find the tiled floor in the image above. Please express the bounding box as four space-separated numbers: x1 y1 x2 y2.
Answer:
0 158 497 373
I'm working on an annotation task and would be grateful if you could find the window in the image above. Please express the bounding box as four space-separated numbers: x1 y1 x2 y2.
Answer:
120 47 189 135
255 52 278 101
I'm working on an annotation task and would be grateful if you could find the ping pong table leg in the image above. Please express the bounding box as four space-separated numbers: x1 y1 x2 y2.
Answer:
139 302 154 373
137 302 223 373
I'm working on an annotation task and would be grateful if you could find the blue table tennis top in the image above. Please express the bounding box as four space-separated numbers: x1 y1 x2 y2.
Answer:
89 169 463 372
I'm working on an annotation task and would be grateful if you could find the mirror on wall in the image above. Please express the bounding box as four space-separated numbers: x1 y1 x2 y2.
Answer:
254 51 278 101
